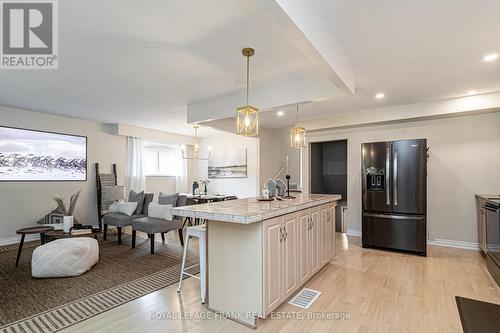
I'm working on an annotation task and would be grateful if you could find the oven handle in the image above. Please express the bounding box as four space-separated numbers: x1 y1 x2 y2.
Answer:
363 213 425 221
386 146 390 206
393 150 398 206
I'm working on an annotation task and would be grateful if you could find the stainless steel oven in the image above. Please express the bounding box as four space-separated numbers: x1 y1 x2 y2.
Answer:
485 199 500 286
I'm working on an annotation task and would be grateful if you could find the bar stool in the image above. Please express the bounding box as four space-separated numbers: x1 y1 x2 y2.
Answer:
182 198 197 227
177 224 206 303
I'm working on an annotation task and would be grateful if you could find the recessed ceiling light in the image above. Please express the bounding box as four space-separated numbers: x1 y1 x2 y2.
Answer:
483 53 498 62
375 93 385 99
277 110 284 116
466 90 477 96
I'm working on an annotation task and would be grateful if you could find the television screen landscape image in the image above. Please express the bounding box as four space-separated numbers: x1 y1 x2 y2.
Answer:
0 126 87 181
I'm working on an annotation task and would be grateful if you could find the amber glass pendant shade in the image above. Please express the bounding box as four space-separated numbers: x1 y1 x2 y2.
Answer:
290 126 306 149
236 48 259 136
290 105 306 149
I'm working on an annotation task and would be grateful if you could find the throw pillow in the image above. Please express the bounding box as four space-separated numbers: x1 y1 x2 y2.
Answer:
128 190 145 215
148 203 173 221
158 192 179 207
109 202 138 216
143 193 154 215
177 194 187 207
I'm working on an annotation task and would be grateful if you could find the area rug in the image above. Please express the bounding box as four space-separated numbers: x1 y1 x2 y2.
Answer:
0 234 198 332
455 296 500 333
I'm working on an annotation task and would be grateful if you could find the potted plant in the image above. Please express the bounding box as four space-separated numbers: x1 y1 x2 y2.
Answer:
199 179 210 195
54 190 81 233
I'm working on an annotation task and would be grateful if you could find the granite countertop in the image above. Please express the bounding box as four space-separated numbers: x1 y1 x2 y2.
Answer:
171 194 341 224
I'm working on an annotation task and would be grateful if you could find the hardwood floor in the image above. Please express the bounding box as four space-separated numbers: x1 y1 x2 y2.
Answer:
62 233 500 333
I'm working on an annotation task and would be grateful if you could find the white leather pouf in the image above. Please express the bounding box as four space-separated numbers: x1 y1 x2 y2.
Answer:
32 238 99 278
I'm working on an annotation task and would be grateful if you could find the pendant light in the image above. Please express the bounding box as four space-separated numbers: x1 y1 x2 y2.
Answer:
182 125 211 160
290 105 306 149
236 48 259 136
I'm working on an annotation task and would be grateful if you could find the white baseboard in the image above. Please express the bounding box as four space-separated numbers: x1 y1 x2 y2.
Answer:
0 234 40 246
427 238 480 251
346 229 361 237
2 231 477 251
344 229 479 251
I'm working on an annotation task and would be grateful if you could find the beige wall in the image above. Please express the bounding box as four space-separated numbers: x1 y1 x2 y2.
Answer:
303 112 500 244
259 128 301 191
259 129 282 188
197 133 260 198
111 123 197 145
0 106 126 241
145 176 176 201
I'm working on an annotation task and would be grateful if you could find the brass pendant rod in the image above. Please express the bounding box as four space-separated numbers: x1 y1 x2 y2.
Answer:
296 105 300 127
246 55 250 105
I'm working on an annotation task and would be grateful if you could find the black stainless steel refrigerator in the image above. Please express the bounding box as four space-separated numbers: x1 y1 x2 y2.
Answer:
362 139 427 256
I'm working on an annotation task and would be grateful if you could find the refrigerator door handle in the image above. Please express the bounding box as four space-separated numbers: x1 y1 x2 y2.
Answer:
363 213 425 221
386 146 390 205
393 150 398 206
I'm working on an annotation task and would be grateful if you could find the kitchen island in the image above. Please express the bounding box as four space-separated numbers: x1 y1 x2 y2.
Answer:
172 194 341 328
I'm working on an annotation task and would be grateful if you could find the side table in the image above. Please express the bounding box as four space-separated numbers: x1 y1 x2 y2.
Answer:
45 229 100 241
15 226 54 267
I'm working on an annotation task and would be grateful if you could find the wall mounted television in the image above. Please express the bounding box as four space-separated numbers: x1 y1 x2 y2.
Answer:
0 126 87 181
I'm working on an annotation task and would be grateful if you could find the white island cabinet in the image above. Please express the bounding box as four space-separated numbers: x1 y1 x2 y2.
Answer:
172 194 341 328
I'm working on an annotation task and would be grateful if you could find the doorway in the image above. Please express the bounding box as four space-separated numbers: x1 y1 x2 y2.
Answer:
310 140 348 232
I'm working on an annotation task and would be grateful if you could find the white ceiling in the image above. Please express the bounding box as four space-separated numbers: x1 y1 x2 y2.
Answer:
1 0 499 133
260 0 500 129
0 0 320 136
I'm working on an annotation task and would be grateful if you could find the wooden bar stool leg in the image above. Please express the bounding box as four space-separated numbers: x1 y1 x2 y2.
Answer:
103 224 108 240
117 227 122 245
178 229 184 246
177 231 190 293
131 230 136 248
16 234 25 267
150 234 155 254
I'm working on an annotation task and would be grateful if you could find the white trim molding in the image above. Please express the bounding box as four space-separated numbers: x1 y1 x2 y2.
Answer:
0 234 40 246
344 230 479 251
427 238 480 251
346 229 361 237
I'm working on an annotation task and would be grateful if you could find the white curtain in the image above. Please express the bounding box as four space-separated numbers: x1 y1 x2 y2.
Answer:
175 144 188 193
125 136 145 194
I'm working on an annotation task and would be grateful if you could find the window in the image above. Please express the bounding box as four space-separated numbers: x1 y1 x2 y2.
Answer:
144 142 178 176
